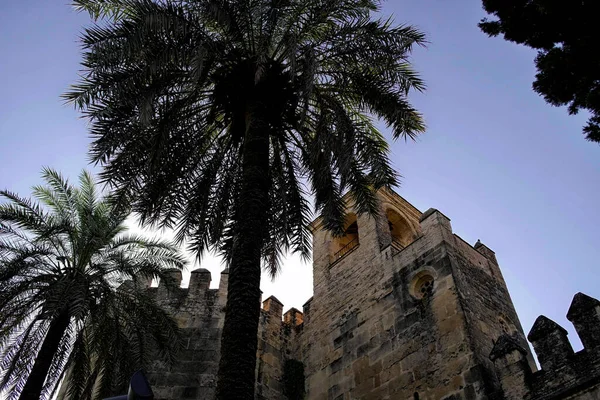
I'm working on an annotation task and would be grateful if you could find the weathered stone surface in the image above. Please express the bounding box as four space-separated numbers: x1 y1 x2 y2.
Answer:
528 316 574 371
146 268 225 400
292 190 532 400
58 189 600 400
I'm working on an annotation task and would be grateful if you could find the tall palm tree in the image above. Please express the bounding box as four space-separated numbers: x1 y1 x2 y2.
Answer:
0 168 185 400
67 0 426 398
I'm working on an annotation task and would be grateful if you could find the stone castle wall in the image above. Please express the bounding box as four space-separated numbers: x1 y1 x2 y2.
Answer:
144 268 226 399
289 191 535 399
143 270 296 399
134 190 600 400
492 292 600 399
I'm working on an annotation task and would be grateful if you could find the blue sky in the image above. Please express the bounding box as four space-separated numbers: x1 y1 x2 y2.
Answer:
1 0 599 356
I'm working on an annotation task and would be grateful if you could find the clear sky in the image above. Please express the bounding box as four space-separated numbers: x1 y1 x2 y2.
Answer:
1 0 599 357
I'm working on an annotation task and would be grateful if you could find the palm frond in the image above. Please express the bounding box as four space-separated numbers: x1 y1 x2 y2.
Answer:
0 168 186 399
64 1 426 396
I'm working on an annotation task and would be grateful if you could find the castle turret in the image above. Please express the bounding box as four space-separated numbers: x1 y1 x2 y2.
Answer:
300 190 534 399
566 292 600 351
527 316 574 371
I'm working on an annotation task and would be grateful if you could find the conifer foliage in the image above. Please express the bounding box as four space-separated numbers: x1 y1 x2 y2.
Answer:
68 1 426 397
0 169 185 400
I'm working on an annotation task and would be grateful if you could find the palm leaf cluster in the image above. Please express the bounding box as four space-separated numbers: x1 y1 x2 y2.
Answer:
0 168 185 400
68 0 426 275
69 0 425 397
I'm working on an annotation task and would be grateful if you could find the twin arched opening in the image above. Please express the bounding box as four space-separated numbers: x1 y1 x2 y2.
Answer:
327 207 418 265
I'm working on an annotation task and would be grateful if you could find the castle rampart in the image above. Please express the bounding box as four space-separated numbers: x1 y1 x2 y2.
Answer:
57 189 600 400
491 292 600 400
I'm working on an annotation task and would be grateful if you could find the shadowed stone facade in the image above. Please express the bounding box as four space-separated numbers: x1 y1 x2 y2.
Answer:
69 189 600 399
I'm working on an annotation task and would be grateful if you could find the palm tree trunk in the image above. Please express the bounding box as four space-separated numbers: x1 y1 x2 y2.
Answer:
19 311 70 400
216 114 270 400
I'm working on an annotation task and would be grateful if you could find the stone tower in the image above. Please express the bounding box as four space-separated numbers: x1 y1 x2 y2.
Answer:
296 188 535 399
59 188 600 399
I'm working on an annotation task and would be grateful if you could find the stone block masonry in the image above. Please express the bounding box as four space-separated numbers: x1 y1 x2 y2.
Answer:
58 188 600 400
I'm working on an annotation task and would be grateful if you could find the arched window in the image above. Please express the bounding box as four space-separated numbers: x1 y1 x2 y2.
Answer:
386 208 414 250
330 213 359 264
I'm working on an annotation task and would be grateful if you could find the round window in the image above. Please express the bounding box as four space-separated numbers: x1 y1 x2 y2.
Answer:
411 274 435 300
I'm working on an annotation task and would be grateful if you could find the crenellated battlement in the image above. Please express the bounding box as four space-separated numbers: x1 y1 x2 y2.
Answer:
145 268 211 291
490 292 600 399
144 266 310 399
149 267 309 333
260 296 306 328
125 188 600 400
567 292 600 350
145 268 229 315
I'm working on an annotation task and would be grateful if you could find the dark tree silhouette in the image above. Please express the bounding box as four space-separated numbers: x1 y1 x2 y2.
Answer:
480 0 600 143
0 169 185 400
68 1 426 398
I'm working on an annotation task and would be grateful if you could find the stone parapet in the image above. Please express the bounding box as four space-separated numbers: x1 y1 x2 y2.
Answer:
263 296 284 318
67 188 600 400
284 308 304 327
567 292 600 351
189 268 211 290
528 316 574 371
490 334 532 399
474 239 498 265
489 293 600 400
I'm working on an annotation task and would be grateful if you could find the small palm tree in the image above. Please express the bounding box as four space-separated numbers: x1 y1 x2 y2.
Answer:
0 168 186 400
68 1 426 398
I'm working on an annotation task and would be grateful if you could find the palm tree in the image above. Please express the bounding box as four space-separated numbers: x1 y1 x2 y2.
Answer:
67 1 426 398
0 168 185 400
